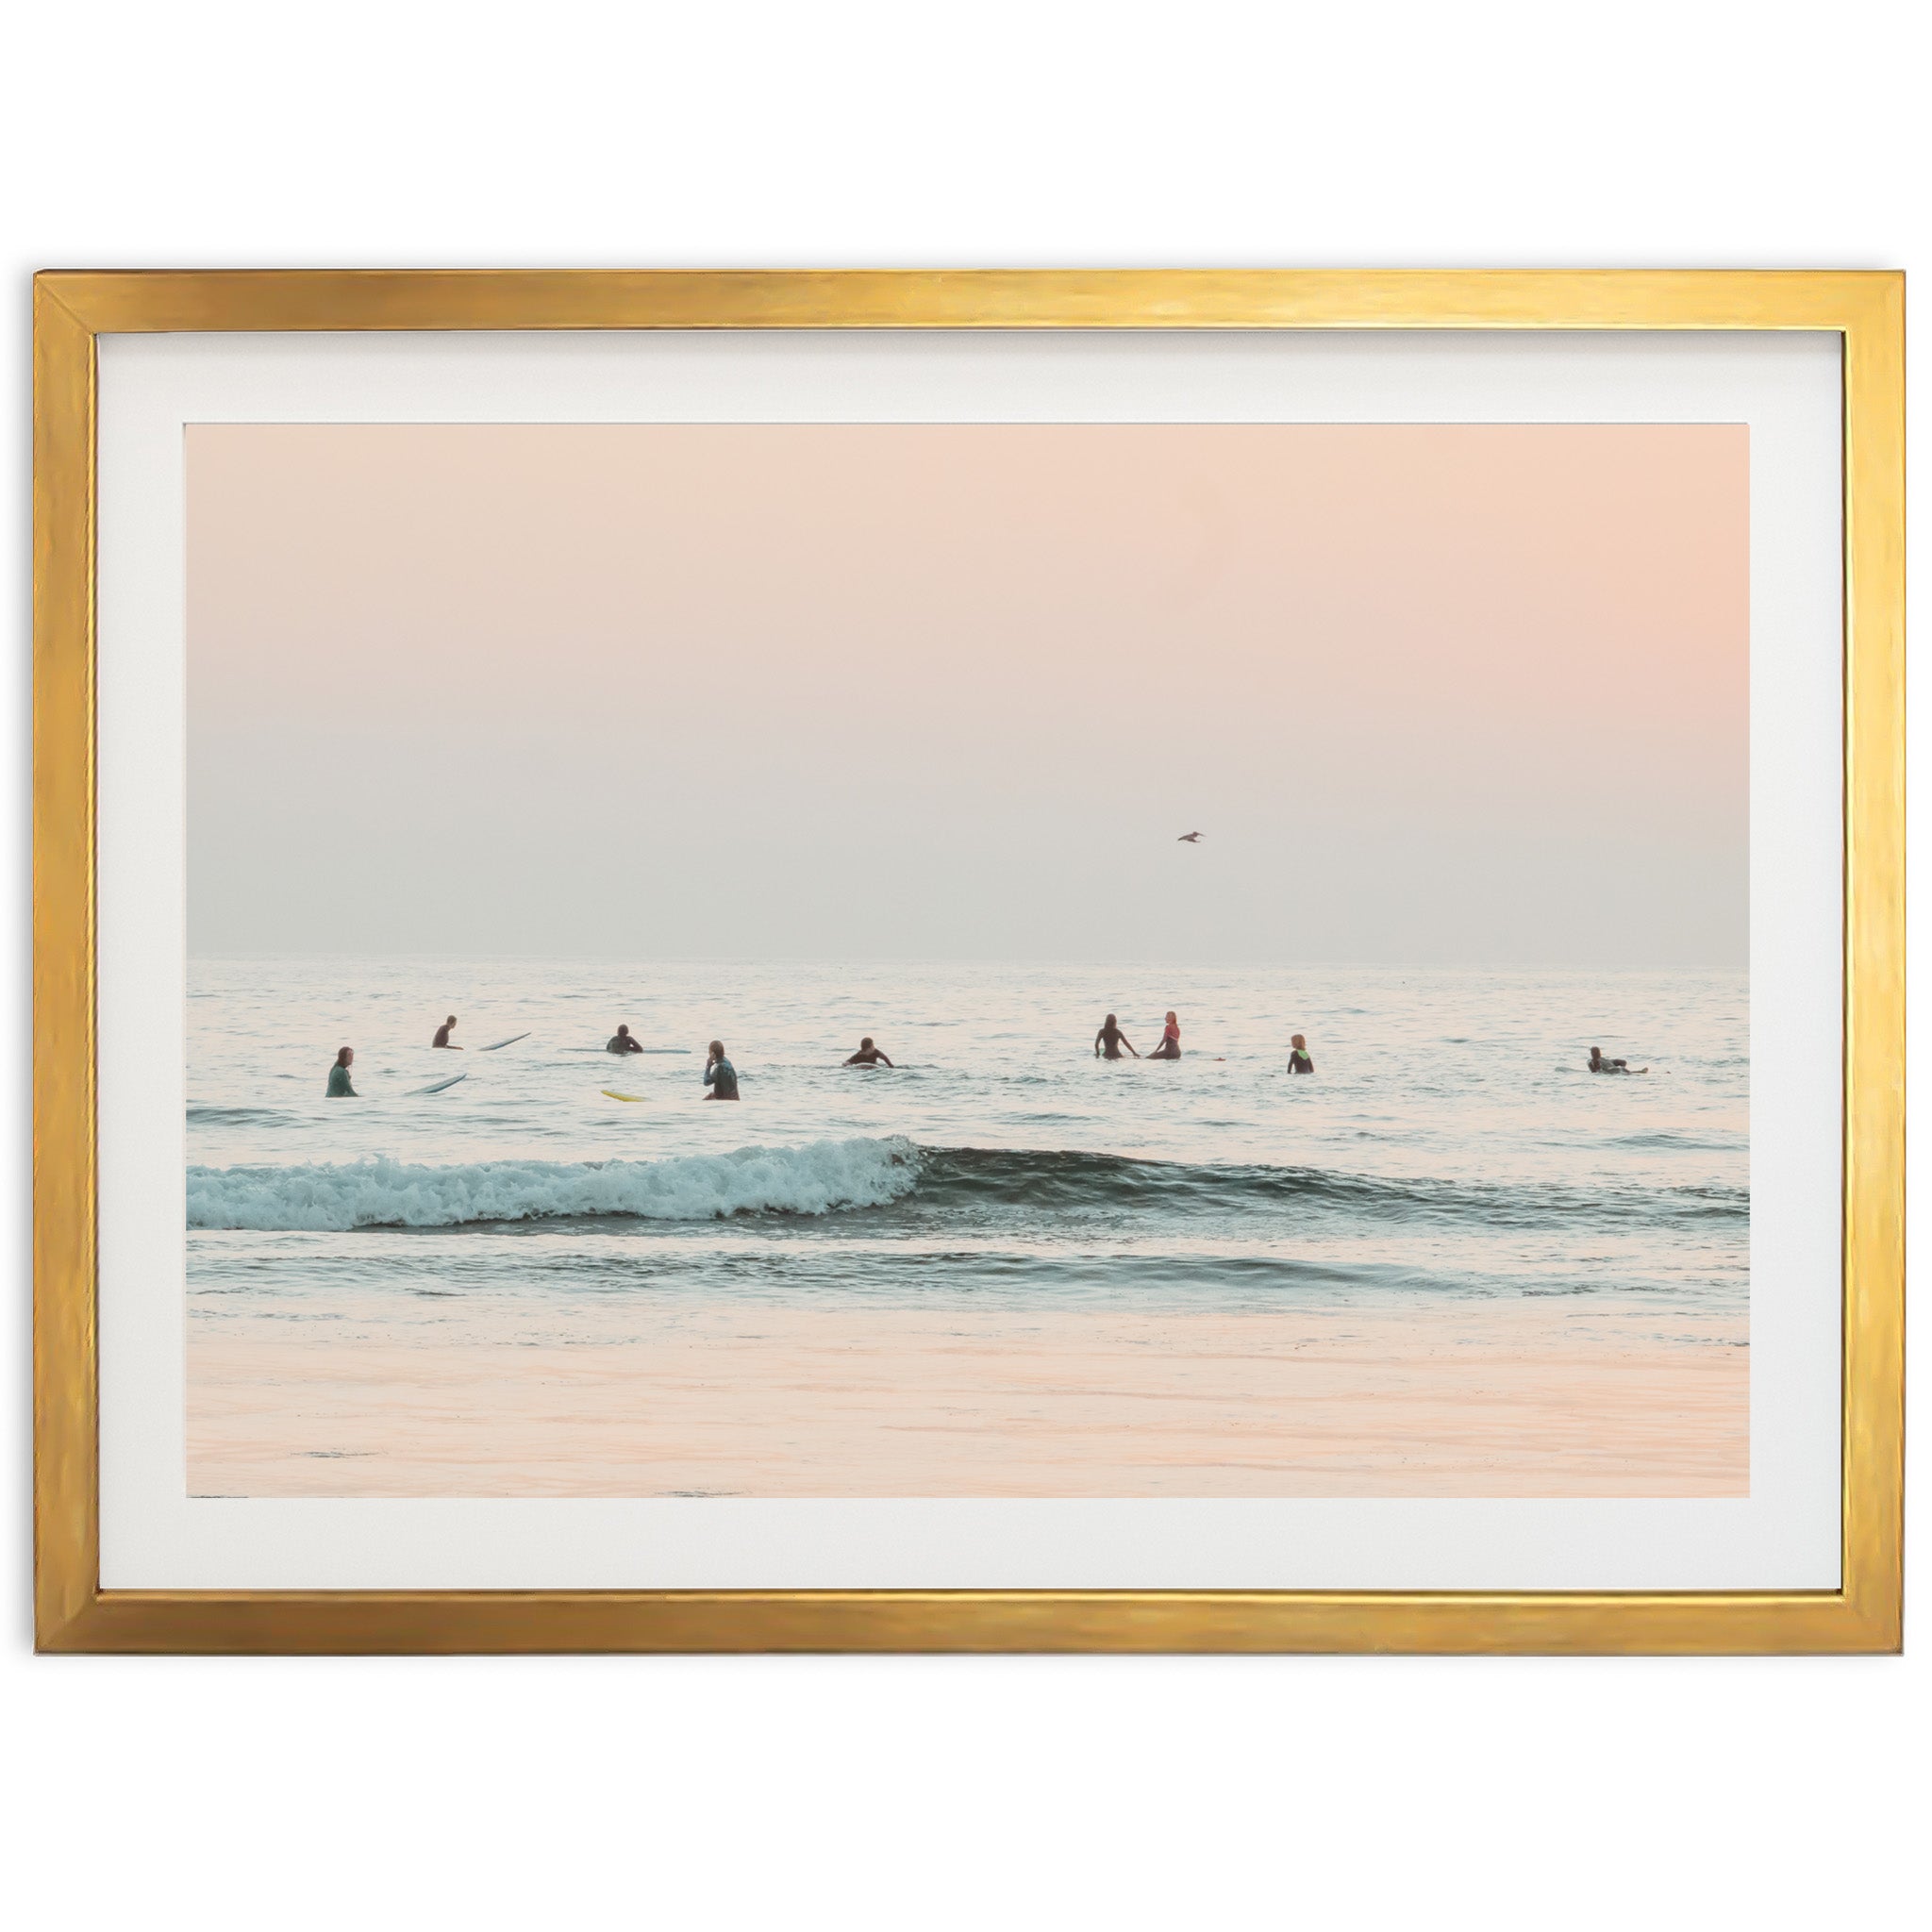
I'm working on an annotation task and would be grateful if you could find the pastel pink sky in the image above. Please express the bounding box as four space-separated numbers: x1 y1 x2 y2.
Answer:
188 423 1746 963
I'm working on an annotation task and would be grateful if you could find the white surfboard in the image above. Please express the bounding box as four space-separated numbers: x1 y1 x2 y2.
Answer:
479 1032 530 1052
410 1071 468 1096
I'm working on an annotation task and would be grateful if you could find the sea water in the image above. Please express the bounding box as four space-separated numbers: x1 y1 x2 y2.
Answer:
186 958 1747 1329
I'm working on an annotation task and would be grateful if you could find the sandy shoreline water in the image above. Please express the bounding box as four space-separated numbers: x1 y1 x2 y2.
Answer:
189 1302 1747 1498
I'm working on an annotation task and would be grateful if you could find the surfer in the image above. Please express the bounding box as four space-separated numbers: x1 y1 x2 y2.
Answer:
1589 1046 1647 1074
432 1014 461 1048
1147 1011 1182 1060
326 1047 358 1097
1094 1014 1139 1059
843 1037 895 1067
1289 1034 1314 1074
704 1041 740 1100
607 1024 644 1055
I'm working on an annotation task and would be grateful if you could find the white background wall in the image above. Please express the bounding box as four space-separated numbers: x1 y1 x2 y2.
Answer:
3 3 1923 1924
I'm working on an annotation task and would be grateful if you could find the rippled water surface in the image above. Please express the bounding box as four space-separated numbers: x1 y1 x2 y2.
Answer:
188 958 1747 1315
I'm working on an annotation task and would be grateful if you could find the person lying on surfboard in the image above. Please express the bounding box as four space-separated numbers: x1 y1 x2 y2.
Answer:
326 1046 358 1097
1147 1011 1182 1060
1094 1014 1138 1059
432 1014 461 1048
1588 1045 1647 1074
606 1024 644 1055
703 1041 740 1099
843 1037 895 1067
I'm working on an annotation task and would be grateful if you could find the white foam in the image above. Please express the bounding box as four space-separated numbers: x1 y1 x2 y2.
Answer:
187 1136 921 1231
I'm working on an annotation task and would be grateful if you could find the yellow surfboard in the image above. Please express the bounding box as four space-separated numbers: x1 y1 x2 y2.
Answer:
601 1089 645 1103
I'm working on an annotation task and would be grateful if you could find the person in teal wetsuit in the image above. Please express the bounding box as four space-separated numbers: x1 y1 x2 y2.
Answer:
704 1041 740 1100
326 1046 358 1096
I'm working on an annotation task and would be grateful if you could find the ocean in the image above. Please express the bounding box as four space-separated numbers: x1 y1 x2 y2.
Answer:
185 957 1749 1334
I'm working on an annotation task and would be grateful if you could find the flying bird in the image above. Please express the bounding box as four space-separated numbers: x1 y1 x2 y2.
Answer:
1177 831 1205 843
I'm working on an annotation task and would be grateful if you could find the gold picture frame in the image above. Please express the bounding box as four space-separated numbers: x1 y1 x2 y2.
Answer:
33 270 1904 1654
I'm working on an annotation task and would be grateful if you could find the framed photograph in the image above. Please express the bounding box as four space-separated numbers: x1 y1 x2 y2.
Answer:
33 271 1902 1653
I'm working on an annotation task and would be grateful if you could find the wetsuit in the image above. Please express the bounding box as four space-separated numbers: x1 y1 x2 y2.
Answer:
326 1063 357 1097
844 1048 893 1066
704 1057 740 1099
432 1023 455 1047
1289 1048 1314 1074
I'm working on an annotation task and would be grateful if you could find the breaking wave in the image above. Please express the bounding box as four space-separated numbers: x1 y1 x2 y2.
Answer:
188 1137 923 1231
186 1138 1748 1234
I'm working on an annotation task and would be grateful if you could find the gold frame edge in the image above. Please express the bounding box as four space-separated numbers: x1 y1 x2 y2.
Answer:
31 270 1905 1655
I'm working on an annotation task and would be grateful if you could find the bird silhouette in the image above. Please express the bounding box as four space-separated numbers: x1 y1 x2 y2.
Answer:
1177 831 1204 843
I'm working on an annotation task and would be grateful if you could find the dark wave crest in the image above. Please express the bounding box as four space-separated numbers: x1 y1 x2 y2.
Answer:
899 1145 1747 1230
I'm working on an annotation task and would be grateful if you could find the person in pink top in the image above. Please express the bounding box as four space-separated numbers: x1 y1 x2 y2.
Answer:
1148 1010 1182 1060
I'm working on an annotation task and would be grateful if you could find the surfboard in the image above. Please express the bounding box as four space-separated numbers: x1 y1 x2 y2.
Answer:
410 1072 468 1096
480 1032 530 1052
635 1048 691 1056
601 1089 645 1103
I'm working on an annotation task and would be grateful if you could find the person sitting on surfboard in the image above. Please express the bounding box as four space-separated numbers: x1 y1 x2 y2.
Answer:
432 1014 461 1048
1094 1014 1138 1059
1588 1045 1647 1074
326 1046 358 1097
1289 1034 1314 1074
1148 1011 1182 1060
606 1024 644 1055
843 1037 894 1067
704 1041 740 1100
